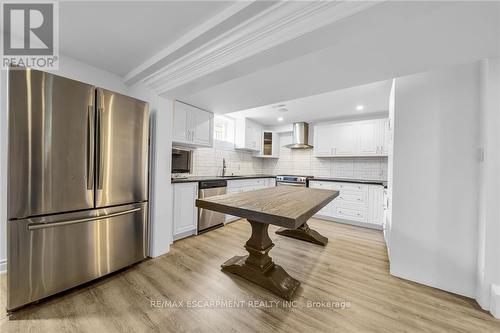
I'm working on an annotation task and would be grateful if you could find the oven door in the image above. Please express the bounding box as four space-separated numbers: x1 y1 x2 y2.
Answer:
276 181 306 187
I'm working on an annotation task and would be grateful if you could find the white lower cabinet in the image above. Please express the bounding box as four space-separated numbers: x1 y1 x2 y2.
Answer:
309 180 384 229
172 182 198 240
225 178 275 223
367 185 384 225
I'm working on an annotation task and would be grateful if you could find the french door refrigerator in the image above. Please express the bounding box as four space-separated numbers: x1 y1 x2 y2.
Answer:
7 68 149 311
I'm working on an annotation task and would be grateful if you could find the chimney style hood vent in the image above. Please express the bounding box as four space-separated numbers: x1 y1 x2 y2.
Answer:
285 122 313 149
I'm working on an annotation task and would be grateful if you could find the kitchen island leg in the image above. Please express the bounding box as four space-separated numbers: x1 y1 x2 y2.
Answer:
275 222 328 246
221 219 300 300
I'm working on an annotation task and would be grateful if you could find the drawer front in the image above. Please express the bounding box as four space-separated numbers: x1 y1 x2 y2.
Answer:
337 190 367 204
227 178 266 188
309 181 338 190
334 206 367 222
331 182 367 192
8 203 147 310
310 181 369 192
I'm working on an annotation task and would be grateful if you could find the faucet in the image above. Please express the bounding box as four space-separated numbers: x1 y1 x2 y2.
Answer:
222 158 227 177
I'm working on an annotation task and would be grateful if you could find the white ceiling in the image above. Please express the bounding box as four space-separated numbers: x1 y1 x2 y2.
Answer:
180 1 500 113
52 1 499 115
226 79 392 127
59 1 234 76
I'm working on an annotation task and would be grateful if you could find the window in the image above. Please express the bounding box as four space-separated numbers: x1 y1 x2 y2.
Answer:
213 115 235 146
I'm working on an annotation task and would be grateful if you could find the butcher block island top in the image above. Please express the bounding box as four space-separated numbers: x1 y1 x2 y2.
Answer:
195 186 338 229
195 186 339 300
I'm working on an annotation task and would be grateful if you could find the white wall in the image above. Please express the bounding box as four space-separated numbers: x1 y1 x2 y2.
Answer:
48 55 130 95
385 79 395 256
390 62 480 298
128 83 174 258
0 56 173 273
476 58 500 317
149 97 174 257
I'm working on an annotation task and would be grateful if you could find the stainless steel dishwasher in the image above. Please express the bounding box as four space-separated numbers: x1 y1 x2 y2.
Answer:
198 179 227 232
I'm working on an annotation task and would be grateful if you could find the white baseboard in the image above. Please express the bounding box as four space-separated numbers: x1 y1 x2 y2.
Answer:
173 228 197 241
0 259 6 274
490 284 500 319
314 214 383 230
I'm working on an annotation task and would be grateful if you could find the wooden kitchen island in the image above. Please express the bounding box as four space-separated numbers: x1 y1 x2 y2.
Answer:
195 186 338 299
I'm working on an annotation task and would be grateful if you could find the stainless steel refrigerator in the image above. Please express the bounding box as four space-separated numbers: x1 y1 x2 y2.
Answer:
7 68 149 311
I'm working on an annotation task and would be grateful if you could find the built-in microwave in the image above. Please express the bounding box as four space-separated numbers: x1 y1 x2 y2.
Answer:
172 148 192 173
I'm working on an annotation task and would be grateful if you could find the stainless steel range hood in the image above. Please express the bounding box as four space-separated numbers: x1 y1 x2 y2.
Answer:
285 122 313 149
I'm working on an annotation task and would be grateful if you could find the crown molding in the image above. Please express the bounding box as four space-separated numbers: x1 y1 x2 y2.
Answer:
123 1 255 85
132 1 381 95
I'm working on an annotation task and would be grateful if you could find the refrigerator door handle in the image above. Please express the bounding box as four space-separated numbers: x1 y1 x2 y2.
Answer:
27 207 141 230
97 106 104 190
86 105 95 190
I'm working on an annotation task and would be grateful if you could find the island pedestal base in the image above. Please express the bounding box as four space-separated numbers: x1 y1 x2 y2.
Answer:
221 219 300 300
276 222 328 246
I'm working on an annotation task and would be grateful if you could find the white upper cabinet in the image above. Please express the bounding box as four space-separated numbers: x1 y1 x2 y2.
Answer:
313 125 334 157
313 118 389 157
235 118 262 151
357 120 380 155
192 108 212 146
254 131 280 158
173 101 213 147
334 122 357 156
172 102 189 143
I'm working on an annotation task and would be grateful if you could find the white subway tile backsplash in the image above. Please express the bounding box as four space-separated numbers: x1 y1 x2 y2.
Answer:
182 144 263 177
175 139 387 181
261 147 387 180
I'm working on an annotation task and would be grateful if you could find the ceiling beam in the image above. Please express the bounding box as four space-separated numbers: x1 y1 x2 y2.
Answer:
127 1 380 94
124 1 257 85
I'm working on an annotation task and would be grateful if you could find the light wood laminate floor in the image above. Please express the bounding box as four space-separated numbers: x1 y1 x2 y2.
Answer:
1 219 499 332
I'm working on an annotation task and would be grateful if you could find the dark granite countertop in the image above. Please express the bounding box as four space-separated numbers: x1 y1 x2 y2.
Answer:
309 177 387 188
171 174 276 183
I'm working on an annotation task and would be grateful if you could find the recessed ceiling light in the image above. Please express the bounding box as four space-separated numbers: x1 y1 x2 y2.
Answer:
278 108 288 113
277 117 284 122
356 105 365 111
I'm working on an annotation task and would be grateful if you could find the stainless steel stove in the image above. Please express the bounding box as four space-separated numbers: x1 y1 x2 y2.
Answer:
275 175 314 187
